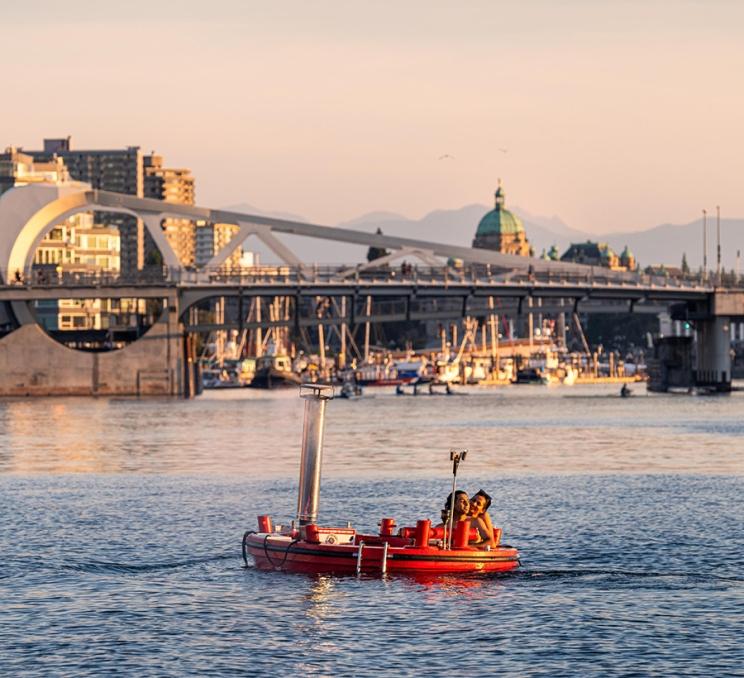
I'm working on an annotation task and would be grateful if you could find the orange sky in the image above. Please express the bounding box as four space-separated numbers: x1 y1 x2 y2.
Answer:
4 1 744 232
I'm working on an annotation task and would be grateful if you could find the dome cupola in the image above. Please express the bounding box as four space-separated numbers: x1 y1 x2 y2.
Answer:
472 180 531 256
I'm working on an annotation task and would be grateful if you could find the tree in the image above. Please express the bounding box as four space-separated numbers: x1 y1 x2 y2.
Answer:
145 248 163 267
366 227 390 263
681 252 690 275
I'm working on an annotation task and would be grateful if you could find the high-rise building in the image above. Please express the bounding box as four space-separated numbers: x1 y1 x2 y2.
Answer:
143 153 196 266
195 220 243 269
8 138 202 274
22 137 144 275
0 146 69 195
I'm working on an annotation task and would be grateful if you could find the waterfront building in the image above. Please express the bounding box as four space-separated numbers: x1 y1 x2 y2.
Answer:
560 241 636 271
619 245 637 271
32 212 124 332
643 264 683 278
0 147 70 195
21 137 144 275
33 213 120 272
35 295 145 334
472 182 532 256
32 138 143 194
195 220 243 268
143 153 196 266
239 250 260 267
540 244 560 261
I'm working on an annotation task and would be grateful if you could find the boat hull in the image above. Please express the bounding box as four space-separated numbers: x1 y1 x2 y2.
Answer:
357 377 415 387
244 532 520 575
248 369 303 389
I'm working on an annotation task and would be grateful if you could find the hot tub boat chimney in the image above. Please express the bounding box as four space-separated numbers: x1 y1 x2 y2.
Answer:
296 384 334 526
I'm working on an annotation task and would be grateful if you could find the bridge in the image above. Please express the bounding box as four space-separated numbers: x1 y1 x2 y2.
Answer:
0 182 741 396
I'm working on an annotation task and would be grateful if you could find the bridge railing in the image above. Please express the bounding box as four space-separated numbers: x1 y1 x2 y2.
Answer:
0 264 732 290
2 267 172 287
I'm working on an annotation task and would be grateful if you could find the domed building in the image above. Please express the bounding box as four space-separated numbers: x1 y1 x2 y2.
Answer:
619 245 637 271
472 182 531 256
560 241 637 272
539 245 560 261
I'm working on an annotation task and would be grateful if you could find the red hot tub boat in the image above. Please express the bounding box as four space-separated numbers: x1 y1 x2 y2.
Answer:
242 385 520 576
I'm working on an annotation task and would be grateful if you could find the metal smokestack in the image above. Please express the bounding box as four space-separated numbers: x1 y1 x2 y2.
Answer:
296 384 334 525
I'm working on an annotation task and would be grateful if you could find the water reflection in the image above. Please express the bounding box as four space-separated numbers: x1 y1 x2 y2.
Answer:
305 576 336 621
0 384 742 476
400 572 501 596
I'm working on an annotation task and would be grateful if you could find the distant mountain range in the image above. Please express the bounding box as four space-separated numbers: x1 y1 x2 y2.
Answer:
224 202 744 271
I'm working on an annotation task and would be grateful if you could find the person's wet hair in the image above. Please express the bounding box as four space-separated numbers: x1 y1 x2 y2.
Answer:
443 490 469 511
473 489 492 512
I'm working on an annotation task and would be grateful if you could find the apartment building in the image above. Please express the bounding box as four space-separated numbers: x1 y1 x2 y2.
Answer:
22 137 144 274
143 153 196 266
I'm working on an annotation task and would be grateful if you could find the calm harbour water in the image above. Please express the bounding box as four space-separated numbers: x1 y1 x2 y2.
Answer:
1 384 742 676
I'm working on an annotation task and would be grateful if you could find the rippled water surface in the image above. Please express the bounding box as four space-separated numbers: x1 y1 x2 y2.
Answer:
1 385 742 676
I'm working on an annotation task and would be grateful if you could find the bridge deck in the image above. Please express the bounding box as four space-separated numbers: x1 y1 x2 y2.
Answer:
0 266 714 304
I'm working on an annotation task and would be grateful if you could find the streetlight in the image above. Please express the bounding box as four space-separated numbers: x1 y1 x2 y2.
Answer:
716 205 721 285
702 209 708 282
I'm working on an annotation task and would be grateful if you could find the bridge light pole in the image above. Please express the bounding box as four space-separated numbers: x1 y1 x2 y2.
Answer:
716 205 721 285
702 209 708 282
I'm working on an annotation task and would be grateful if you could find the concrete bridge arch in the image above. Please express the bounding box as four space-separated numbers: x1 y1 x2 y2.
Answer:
0 185 184 394
0 183 183 281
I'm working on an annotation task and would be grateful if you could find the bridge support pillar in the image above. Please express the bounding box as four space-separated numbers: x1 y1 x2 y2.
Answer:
695 317 732 391
0 293 183 397
557 312 566 348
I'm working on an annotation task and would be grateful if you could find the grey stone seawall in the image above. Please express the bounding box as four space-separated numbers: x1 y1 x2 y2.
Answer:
0 321 182 397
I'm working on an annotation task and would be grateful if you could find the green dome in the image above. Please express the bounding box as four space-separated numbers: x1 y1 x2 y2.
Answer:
475 185 525 238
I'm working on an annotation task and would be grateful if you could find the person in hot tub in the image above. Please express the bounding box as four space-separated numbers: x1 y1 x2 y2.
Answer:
469 489 500 548
436 491 494 548
437 490 471 528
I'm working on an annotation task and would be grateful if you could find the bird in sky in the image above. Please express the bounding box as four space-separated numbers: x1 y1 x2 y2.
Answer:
438 154 455 160
498 148 508 153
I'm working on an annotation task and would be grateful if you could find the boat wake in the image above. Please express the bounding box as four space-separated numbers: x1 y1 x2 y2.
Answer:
514 567 742 583
61 553 234 575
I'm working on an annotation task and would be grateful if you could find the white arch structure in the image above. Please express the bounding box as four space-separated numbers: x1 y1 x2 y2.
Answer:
0 183 170 277
0 183 301 279
0 182 623 286
0 182 636 292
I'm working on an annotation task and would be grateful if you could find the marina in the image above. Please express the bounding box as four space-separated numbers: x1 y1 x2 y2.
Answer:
197 313 648 392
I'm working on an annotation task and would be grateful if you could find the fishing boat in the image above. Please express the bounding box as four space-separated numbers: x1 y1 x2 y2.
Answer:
201 358 255 389
242 384 520 576
338 378 363 399
202 366 242 389
248 354 302 389
514 367 551 385
352 360 423 387
395 378 454 396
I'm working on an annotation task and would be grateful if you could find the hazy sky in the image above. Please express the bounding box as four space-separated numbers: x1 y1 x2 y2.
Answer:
3 0 743 233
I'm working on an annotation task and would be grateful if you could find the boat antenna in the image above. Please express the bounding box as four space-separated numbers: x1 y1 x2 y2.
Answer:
446 449 468 549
